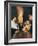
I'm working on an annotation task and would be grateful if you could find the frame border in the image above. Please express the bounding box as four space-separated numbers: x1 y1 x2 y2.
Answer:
4 1 37 45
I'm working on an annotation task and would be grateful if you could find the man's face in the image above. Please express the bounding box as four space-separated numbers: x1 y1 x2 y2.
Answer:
29 15 32 21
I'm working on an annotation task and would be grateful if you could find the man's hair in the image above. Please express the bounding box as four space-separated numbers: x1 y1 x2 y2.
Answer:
11 16 16 20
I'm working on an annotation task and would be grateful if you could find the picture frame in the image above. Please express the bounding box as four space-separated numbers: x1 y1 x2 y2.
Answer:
4 1 37 45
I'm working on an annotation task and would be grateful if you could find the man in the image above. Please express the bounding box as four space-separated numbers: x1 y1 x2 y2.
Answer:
28 14 32 33
11 17 19 38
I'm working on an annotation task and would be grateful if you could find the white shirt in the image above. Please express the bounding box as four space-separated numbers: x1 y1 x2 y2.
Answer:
11 20 19 29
